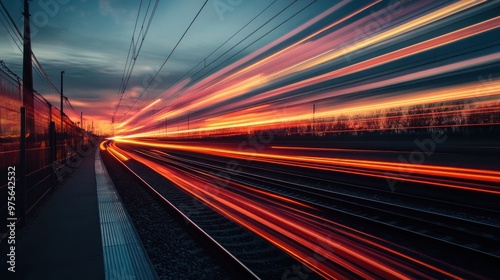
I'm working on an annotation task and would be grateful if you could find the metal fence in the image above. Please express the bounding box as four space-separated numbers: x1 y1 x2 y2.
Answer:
1 66 88 238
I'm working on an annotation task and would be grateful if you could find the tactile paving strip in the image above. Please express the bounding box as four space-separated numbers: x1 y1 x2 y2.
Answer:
95 149 158 280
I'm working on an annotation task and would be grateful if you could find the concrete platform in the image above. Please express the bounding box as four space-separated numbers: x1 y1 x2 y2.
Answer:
1 147 104 279
1 146 156 279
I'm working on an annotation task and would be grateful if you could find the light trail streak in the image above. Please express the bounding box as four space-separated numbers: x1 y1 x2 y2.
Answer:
270 146 422 154
107 142 130 161
119 63 500 137
112 0 499 138
99 141 107 151
172 0 356 98
287 18 500 112
106 4 499 276
117 98 162 129
265 0 486 80
114 139 500 195
250 73 498 132
150 150 317 210
216 0 380 87
107 145 473 279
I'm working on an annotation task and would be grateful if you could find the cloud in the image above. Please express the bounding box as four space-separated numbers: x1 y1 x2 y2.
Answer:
99 0 127 23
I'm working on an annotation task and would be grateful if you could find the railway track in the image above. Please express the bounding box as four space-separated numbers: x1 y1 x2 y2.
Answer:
162 146 500 215
122 143 500 278
103 142 312 279
167 150 500 254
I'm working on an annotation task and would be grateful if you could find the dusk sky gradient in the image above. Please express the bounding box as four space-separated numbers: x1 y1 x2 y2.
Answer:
1 0 330 133
1 0 499 135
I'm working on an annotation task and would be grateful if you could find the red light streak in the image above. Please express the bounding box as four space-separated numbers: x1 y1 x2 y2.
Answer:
107 142 130 161
109 0 499 139
114 139 500 195
107 145 473 278
270 146 405 154
99 2 499 276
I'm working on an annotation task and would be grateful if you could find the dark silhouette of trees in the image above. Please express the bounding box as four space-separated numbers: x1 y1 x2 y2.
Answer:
165 100 499 140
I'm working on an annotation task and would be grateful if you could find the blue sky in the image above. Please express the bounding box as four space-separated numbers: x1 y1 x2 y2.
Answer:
1 0 324 125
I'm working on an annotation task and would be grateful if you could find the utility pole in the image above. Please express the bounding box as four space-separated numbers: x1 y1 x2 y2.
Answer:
312 104 316 135
80 112 83 130
22 0 34 138
60 71 64 132
20 0 33 225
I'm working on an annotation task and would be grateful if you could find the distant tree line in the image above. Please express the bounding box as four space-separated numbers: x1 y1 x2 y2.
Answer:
169 100 500 139
275 100 500 137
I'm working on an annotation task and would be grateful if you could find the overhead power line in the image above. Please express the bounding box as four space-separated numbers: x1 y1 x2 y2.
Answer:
0 1 23 39
0 1 81 123
0 60 21 86
192 0 318 85
113 0 159 123
0 2 24 53
155 0 280 101
136 0 318 111
190 0 299 82
1 1 62 94
119 0 209 121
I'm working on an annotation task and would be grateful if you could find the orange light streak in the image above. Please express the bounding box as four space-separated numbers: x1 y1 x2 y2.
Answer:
222 0 380 85
271 146 404 154
117 98 162 130
114 139 500 194
99 141 107 151
111 146 468 278
110 0 499 139
266 0 486 80
107 142 130 161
